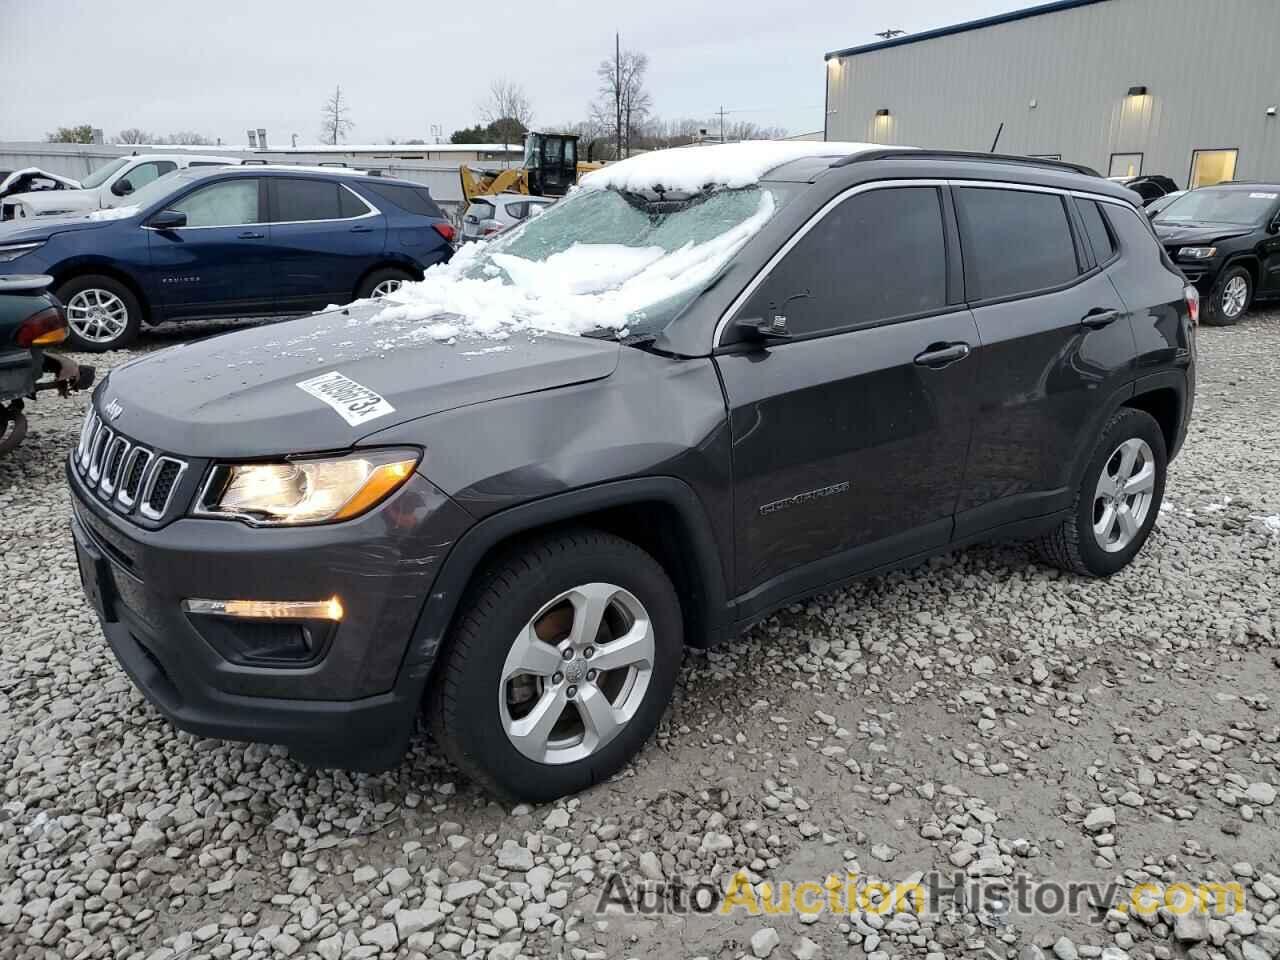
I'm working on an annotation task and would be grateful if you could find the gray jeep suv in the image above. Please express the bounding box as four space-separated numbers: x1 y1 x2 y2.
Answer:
67 145 1196 801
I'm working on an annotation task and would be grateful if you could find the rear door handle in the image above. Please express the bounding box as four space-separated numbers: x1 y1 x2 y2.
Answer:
350 225 374 233
913 342 971 368
237 231 265 239
1081 308 1120 329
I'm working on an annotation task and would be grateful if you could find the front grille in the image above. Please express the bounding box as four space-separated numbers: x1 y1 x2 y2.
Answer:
72 407 188 523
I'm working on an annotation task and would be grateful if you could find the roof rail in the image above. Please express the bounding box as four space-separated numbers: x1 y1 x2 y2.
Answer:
834 149 1101 178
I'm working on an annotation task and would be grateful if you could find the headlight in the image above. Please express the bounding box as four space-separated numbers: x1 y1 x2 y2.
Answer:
195 449 420 525
0 241 43 262
1178 246 1217 260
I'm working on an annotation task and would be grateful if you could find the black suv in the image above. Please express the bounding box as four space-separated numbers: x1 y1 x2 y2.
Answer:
68 147 1196 801
1152 182 1280 325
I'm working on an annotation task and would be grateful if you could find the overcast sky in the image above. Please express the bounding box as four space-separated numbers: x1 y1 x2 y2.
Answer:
2 0 1029 146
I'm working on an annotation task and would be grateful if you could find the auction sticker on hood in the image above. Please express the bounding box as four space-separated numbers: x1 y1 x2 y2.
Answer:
1249 192 1278 200
296 371 395 426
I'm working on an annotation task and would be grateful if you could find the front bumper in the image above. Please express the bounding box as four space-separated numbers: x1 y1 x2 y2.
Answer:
68 456 473 769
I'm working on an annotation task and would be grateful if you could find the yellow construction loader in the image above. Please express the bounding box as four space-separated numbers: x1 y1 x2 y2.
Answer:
459 132 605 204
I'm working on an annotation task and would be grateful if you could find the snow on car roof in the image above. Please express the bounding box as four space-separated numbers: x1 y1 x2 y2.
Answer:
579 140 901 194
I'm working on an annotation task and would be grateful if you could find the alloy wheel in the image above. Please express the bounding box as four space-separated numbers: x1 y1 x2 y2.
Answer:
1092 437 1156 553
1221 276 1249 319
66 289 129 344
370 279 404 298
499 582 655 765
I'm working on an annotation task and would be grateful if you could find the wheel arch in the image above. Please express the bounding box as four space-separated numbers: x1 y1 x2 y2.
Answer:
352 258 426 299
1219 254 1260 292
404 478 731 691
51 260 153 324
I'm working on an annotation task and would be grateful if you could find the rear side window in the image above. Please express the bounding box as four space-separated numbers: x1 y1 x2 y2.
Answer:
740 186 948 338
360 181 444 218
1076 199 1117 264
956 187 1080 301
273 178 345 222
465 200 496 222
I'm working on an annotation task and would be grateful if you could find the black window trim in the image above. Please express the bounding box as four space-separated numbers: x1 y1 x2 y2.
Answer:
1108 152 1144 178
265 178 378 226
1187 146 1240 189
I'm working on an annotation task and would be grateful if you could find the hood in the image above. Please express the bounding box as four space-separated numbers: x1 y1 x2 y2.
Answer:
97 302 621 458
0 212 119 244
1152 221 1253 245
4 188 99 217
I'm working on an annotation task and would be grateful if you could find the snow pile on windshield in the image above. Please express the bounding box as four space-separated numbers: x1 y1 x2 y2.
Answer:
371 187 778 341
579 140 890 193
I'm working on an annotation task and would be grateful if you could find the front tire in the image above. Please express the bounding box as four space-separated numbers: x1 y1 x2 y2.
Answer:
428 529 683 802
1203 265 1252 326
57 275 142 351
1035 408 1167 577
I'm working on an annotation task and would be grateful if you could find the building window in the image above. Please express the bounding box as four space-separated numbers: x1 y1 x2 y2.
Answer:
1108 153 1143 178
1189 149 1238 188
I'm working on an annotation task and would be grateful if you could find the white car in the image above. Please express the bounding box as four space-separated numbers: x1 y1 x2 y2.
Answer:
460 193 555 241
1 154 239 221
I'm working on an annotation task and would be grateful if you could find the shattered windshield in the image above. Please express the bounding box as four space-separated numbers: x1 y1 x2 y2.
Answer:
374 182 797 342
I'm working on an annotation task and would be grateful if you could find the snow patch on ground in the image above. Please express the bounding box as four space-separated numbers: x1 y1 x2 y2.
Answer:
579 140 896 193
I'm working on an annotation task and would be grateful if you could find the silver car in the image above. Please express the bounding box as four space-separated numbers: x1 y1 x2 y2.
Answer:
460 193 555 241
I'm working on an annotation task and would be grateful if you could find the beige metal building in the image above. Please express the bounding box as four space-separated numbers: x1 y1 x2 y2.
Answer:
824 0 1280 187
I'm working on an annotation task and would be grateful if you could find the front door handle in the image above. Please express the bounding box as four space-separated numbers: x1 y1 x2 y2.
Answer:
913 341 971 368
1081 308 1120 329
350 225 374 233
237 231 265 239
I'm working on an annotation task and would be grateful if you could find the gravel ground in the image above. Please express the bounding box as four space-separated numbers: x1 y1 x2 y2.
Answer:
2 309 1278 960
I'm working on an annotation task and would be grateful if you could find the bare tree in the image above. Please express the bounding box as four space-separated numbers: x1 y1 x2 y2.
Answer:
319 85 355 145
162 130 213 145
116 128 154 144
479 79 534 146
592 41 651 158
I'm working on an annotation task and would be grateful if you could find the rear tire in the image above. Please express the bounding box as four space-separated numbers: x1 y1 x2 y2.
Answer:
1203 265 1252 326
356 268 414 301
1035 408 1167 577
428 528 683 802
57 275 142 351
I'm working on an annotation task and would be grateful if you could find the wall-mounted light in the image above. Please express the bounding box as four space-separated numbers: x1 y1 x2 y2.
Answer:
1268 106 1278 118
1126 85 1148 97
1029 99 1038 109
875 108 891 117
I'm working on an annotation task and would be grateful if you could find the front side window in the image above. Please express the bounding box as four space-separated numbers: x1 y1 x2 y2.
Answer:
738 186 948 338
125 161 176 190
170 179 260 227
956 187 1080 301
273 178 348 222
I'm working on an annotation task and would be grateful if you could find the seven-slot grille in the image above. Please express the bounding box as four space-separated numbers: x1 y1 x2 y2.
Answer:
74 408 188 520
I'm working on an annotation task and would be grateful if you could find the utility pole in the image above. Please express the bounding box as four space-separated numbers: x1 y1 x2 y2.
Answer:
716 105 728 143
615 32 622 160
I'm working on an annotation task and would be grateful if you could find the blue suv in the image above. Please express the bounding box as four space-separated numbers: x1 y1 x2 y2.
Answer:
0 167 455 350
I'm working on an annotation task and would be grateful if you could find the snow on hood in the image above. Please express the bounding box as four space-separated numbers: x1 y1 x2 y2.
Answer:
85 204 140 221
578 140 896 194
371 187 779 341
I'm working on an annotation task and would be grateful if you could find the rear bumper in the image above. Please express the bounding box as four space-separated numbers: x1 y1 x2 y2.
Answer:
67 455 473 769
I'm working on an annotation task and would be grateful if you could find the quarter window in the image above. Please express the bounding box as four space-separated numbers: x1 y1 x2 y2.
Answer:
955 187 1080 301
739 186 948 338
1076 199 1117 263
169 179 260 227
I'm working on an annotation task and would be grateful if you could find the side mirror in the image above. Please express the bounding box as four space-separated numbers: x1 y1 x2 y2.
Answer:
148 209 187 230
1269 216 1280 235
734 315 792 342
111 178 134 197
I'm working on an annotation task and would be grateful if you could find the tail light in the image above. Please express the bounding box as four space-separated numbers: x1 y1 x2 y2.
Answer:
432 223 456 244
16 306 68 347
1184 284 1200 326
